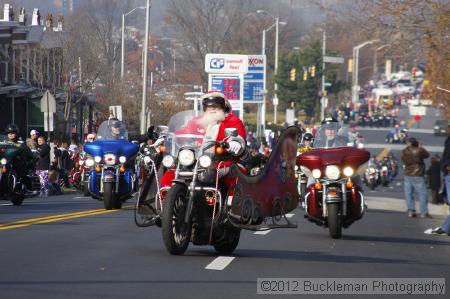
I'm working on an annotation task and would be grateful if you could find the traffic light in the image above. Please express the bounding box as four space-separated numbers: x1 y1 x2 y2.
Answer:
303 70 308 81
348 59 353 73
290 68 296 81
310 65 315 77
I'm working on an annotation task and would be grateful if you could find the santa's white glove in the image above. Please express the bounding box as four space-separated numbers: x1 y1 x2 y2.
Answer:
228 140 242 155
154 137 165 147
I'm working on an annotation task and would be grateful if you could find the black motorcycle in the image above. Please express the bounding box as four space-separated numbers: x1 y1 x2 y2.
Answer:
0 137 40 205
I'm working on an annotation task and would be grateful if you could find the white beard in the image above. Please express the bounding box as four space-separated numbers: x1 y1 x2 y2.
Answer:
202 110 226 141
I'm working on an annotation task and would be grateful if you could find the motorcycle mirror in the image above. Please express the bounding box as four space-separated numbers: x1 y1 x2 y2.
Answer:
131 140 139 145
157 125 169 133
224 128 238 137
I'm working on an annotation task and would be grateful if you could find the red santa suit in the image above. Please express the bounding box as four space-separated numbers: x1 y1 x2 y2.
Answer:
161 111 246 187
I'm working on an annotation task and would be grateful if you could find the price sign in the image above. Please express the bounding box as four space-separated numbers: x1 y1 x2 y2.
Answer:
211 76 240 100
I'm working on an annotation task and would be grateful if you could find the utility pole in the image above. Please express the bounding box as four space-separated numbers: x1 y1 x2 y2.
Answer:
141 0 151 135
321 30 326 121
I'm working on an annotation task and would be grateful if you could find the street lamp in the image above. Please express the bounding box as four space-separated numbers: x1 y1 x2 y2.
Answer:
257 9 286 125
373 44 390 80
121 5 146 80
351 39 380 104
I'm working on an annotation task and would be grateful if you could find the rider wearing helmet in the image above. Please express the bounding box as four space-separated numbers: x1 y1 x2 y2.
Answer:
2 124 34 186
297 132 314 154
314 117 349 148
108 118 123 139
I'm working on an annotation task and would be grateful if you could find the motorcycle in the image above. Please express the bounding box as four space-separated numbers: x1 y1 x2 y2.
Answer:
297 125 370 238
134 133 167 227
364 164 379 190
379 163 390 187
69 150 91 196
0 135 40 205
83 120 139 210
154 110 300 255
386 129 408 144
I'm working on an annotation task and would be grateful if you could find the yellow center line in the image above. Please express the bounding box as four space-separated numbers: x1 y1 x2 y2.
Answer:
376 148 391 161
0 205 133 231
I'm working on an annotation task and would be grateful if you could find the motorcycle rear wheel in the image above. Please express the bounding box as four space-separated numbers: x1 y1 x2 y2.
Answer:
161 184 191 255
327 203 342 239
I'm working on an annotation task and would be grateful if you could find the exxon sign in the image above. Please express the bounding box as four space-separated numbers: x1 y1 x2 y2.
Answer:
205 54 248 74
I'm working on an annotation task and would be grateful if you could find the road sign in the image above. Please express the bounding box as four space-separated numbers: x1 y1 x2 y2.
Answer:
244 55 265 103
205 54 248 74
324 56 344 64
40 90 56 132
40 90 56 113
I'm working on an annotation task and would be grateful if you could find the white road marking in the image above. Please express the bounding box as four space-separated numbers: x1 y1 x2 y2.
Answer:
285 213 295 218
254 229 272 235
396 182 402 186
0 203 13 206
73 196 91 199
205 256 235 271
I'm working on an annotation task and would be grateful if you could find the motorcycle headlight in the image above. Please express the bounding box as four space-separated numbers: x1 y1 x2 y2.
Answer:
94 156 102 163
343 166 354 177
143 156 152 164
382 166 388 171
85 159 95 167
0 158 7 165
178 149 195 166
369 167 376 174
199 155 212 168
295 165 299 171
162 155 175 168
119 156 126 164
325 165 340 180
104 154 116 165
79 159 85 166
357 143 364 149
312 169 321 179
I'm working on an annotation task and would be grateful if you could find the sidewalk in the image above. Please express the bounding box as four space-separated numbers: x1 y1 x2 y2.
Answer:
356 126 434 134
366 196 450 216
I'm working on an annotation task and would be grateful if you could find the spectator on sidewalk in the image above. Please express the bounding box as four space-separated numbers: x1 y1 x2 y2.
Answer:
26 130 38 150
427 155 442 204
441 121 450 204
36 136 50 196
400 137 430 218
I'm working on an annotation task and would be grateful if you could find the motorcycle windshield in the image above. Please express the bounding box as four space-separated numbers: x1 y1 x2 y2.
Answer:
96 119 128 140
313 122 350 149
165 110 214 156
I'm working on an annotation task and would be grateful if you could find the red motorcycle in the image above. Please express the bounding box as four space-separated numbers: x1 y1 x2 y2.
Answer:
70 150 92 196
297 121 370 238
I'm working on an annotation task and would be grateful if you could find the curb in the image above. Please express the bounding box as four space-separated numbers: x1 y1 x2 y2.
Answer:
365 196 450 216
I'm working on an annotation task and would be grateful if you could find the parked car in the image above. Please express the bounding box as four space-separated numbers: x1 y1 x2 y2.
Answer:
434 120 448 136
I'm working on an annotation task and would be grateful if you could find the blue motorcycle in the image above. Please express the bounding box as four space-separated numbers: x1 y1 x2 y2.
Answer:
84 119 139 210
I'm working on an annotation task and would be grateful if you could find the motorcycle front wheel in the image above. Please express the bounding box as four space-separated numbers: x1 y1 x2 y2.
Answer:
103 182 121 210
11 194 24 206
327 203 342 239
161 184 192 255
214 226 241 255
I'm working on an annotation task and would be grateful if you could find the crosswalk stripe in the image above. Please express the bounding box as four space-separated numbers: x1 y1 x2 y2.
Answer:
254 230 272 235
205 256 235 270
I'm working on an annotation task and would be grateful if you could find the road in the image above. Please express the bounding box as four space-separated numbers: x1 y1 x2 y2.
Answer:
0 105 448 299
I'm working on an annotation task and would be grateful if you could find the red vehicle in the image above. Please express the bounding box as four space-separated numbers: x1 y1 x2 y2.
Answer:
297 120 370 238
69 150 92 196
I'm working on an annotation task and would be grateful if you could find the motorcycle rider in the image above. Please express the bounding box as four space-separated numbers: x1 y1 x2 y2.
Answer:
297 133 314 154
313 117 349 148
109 118 123 140
161 92 246 187
85 133 96 143
2 124 34 188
